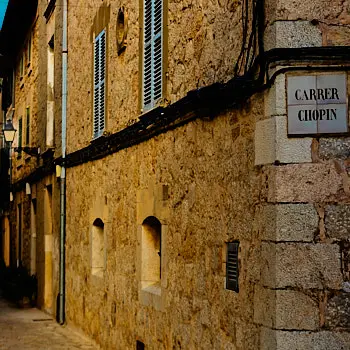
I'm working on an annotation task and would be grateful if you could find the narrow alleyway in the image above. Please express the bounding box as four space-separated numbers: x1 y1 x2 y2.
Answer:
0 292 99 349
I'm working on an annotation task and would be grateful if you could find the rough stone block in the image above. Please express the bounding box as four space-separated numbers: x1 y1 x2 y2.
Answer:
261 242 343 289
277 331 350 350
319 138 350 160
264 73 286 118
341 241 350 282
261 328 350 350
267 164 343 203
322 24 350 46
254 287 276 327
255 288 318 330
255 116 312 165
262 204 318 242
255 118 276 165
264 21 322 51
275 115 312 164
269 0 346 22
325 205 350 240
325 292 350 329
275 290 319 330
260 327 276 350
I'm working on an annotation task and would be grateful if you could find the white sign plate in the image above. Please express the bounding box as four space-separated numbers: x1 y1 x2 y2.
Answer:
287 73 348 135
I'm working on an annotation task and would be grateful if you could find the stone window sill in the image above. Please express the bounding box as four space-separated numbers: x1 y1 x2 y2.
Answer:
91 267 104 279
142 282 161 296
139 282 163 311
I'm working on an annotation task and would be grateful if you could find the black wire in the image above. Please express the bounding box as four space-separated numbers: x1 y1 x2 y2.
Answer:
235 0 263 78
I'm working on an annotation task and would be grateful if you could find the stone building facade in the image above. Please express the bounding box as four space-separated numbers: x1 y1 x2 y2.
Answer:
0 0 63 315
0 0 349 349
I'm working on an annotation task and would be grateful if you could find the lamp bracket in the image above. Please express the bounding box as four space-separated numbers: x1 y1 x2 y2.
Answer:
14 147 40 157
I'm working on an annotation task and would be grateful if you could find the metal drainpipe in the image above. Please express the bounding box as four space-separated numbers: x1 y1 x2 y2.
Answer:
59 0 68 325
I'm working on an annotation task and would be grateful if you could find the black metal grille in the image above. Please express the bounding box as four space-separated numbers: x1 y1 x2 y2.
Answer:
226 241 239 292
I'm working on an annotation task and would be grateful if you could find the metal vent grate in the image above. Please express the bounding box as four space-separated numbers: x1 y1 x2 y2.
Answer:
226 241 239 292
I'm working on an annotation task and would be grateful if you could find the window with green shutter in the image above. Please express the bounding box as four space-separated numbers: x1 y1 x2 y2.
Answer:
142 0 163 111
18 117 23 157
93 30 106 139
26 107 30 146
226 241 239 292
20 56 24 78
27 32 32 67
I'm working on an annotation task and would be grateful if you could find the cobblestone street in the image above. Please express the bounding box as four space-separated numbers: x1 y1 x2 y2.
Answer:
0 293 98 350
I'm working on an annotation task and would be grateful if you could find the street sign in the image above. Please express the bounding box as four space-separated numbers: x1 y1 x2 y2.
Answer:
287 73 348 135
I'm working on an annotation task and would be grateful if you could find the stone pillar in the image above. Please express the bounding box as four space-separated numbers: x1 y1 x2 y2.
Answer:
254 9 350 347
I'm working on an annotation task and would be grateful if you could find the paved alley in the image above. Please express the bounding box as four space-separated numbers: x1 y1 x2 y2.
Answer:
0 293 99 350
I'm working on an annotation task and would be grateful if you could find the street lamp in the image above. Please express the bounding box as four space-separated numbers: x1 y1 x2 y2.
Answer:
3 119 39 157
3 119 16 143
2 119 16 202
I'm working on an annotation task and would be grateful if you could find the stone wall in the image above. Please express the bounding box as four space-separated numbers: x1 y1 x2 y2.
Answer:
64 0 350 348
66 97 266 349
7 1 63 317
66 0 245 153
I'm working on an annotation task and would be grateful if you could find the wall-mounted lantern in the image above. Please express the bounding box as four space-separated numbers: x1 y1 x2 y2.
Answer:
2 119 16 201
3 119 16 143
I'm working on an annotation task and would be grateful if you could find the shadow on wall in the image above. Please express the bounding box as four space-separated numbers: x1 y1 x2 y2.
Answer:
0 261 37 307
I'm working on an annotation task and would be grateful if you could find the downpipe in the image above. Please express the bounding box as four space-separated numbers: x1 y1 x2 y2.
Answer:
58 0 68 325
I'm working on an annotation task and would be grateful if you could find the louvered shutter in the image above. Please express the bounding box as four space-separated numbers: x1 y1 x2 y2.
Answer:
93 30 106 139
226 241 239 292
143 0 163 110
26 107 30 146
18 118 23 156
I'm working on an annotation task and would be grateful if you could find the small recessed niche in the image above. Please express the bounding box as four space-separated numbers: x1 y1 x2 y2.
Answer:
91 218 105 277
141 216 161 290
116 7 128 55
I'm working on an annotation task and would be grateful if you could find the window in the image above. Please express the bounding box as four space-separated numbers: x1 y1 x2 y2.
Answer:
19 56 24 78
141 216 161 289
142 0 163 111
17 204 23 267
226 241 239 292
91 218 105 277
27 33 32 67
25 107 30 146
93 30 106 139
18 117 23 157
47 36 55 147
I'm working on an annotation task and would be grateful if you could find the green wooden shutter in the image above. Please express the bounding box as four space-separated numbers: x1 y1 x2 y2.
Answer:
93 30 106 139
18 118 23 156
26 107 30 146
143 0 163 110
226 241 239 292
27 32 32 66
20 56 24 77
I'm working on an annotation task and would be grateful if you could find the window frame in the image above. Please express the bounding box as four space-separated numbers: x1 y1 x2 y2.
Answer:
25 107 30 146
18 117 23 158
19 55 24 79
26 32 32 68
